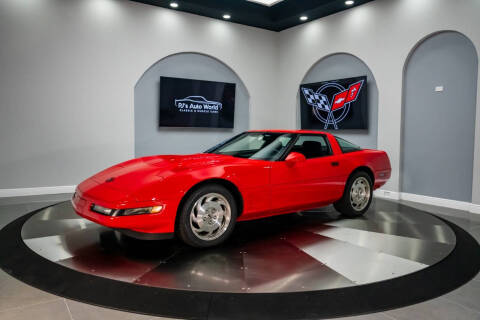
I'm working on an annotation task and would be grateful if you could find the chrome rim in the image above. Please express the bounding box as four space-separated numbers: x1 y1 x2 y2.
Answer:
190 193 231 241
350 177 371 211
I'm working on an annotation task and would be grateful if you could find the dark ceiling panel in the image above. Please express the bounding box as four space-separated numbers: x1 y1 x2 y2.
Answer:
130 0 375 32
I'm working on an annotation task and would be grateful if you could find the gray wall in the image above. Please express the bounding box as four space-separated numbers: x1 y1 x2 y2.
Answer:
401 32 478 202
134 53 249 156
2 0 480 207
276 0 480 203
298 53 378 149
0 0 277 190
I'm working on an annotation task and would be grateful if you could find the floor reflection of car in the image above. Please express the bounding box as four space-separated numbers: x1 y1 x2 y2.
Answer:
175 96 222 109
72 130 391 248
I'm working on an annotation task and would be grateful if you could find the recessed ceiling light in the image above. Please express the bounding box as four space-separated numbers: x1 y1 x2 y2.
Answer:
170 2 179 8
345 0 354 5
300 16 308 21
223 14 231 19
246 0 285 7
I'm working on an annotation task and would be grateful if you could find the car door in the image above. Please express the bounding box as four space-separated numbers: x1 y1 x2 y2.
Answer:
270 134 345 212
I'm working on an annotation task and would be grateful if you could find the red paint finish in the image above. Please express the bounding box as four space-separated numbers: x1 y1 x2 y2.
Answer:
73 130 391 236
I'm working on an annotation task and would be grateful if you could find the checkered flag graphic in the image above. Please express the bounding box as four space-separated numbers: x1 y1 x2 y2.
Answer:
301 88 331 112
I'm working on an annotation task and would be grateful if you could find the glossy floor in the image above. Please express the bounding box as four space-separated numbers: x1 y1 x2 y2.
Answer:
21 199 456 293
0 195 479 319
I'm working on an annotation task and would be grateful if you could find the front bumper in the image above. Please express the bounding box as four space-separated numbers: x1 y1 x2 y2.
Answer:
116 229 174 240
72 190 176 235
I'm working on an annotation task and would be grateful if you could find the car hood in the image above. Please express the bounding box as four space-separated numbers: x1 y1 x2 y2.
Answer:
143 153 237 170
84 153 242 198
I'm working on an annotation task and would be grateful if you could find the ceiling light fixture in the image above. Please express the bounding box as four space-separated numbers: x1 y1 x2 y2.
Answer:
345 0 354 5
300 16 308 21
223 14 231 19
170 2 179 8
246 0 285 7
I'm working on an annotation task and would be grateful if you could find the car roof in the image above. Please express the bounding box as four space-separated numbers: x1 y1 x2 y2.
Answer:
248 129 331 135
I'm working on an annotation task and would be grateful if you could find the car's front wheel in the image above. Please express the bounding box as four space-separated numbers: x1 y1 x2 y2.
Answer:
177 184 237 248
334 171 373 217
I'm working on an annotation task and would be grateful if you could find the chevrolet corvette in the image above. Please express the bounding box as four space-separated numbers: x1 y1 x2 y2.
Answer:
72 130 391 247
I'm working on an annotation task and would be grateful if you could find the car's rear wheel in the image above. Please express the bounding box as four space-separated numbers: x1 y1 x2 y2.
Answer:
177 184 237 248
334 171 373 217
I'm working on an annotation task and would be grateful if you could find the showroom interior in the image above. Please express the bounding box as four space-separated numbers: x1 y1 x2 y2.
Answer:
1 0 480 319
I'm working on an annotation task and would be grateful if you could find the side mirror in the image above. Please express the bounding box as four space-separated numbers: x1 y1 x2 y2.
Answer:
285 152 306 166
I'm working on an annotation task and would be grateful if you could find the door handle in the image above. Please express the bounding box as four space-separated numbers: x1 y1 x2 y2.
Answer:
331 161 339 167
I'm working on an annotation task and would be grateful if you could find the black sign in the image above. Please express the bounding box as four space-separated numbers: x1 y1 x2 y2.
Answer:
159 77 236 128
300 76 368 130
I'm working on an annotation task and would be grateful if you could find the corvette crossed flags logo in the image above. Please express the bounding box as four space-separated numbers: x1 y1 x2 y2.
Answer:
302 80 364 129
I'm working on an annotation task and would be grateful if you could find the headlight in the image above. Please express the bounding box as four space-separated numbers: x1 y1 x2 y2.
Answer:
91 204 115 215
90 204 163 216
121 206 163 216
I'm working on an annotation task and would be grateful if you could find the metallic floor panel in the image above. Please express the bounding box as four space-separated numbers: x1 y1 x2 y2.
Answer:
324 217 456 244
286 231 427 284
309 225 454 265
20 199 456 293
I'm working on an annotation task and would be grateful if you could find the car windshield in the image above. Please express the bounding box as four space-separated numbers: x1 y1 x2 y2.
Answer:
206 132 294 161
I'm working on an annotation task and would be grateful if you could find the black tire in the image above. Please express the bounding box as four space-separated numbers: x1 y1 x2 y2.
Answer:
334 171 373 218
177 184 237 248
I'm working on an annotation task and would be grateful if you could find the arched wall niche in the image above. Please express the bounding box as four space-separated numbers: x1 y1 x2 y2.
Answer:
400 31 478 202
134 52 250 157
297 52 379 149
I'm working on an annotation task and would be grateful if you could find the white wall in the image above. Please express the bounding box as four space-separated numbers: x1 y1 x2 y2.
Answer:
1 0 479 207
276 0 480 205
0 0 278 190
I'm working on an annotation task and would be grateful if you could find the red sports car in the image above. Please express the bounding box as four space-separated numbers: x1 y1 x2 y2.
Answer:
72 130 391 247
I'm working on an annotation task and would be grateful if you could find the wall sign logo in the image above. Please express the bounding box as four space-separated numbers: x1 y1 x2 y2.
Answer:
174 96 223 114
301 80 364 129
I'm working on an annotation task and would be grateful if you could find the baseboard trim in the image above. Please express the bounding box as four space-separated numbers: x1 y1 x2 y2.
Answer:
1 186 479 214
470 203 480 214
373 190 400 201
0 186 76 198
400 192 473 212
375 189 480 214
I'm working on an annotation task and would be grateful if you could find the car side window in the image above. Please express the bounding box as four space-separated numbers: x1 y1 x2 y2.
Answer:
291 135 332 159
335 136 362 153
